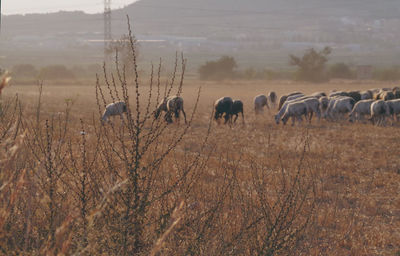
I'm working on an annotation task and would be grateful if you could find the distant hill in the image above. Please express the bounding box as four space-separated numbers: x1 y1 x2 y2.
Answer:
1 0 400 68
3 0 400 37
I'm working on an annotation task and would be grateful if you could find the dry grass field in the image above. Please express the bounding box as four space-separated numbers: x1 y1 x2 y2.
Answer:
1 75 400 255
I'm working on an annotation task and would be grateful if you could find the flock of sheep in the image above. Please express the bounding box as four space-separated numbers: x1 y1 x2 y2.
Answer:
273 87 400 126
101 87 400 127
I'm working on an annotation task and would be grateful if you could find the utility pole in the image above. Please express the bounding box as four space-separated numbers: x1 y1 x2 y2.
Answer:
104 0 112 61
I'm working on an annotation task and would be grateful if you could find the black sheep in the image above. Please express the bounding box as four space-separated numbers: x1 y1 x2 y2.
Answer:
231 100 245 124
214 97 233 124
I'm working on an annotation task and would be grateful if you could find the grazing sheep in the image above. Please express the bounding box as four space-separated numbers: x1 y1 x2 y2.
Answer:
302 97 321 122
288 91 303 97
214 97 233 124
231 100 245 124
101 101 127 123
381 91 395 101
275 95 309 124
310 92 326 99
277 92 303 110
277 95 288 110
360 90 373 100
325 96 355 120
373 90 394 101
323 97 340 119
254 95 269 114
267 91 277 108
319 96 330 115
281 101 308 126
348 99 375 122
385 99 400 122
392 87 400 99
348 91 361 102
286 93 305 102
370 100 391 126
155 96 187 124
329 91 349 98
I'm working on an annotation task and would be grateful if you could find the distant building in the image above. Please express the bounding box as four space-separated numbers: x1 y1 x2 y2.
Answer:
356 65 373 80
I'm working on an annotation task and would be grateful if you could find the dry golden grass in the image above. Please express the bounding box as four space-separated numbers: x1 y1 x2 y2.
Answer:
1 79 400 255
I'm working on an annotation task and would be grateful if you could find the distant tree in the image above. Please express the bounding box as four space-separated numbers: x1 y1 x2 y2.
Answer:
12 64 38 78
39 65 75 80
198 56 237 80
290 47 331 83
329 63 354 79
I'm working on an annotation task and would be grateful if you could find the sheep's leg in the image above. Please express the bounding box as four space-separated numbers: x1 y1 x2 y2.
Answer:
233 114 238 123
174 110 180 124
181 108 187 124
317 109 321 121
309 111 313 123
224 113 230 124
241 111 245 124
291 116 295 126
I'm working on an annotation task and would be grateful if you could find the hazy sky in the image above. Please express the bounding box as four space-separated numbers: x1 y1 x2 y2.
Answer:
3 0 139 15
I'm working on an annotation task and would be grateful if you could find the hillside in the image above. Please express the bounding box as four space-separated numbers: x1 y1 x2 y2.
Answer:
1 0 400 68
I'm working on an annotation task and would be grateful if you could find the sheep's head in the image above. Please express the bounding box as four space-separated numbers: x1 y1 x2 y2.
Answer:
348 113 354 123
154 108 161 119
164 113 173 124
281 115 289 125
274 114 280 124
100 116 108 125
214 110 220 121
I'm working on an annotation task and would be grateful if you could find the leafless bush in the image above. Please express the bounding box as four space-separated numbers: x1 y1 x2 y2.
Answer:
85 16 205 255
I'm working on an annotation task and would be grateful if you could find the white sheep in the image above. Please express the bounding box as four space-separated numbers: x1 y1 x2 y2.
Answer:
277 92 303 110
370 100 391 126
319 96 330 116
155 96 187 124
385 99 400 122
302 97 321 122
254 95 269 114
329 91 349 98
310 92 326 99
281 101 308 126
274 95 310 124
348 99 375 122
286 93 305 102
360 90 373 100
324 96 355 120
101 101 127 123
